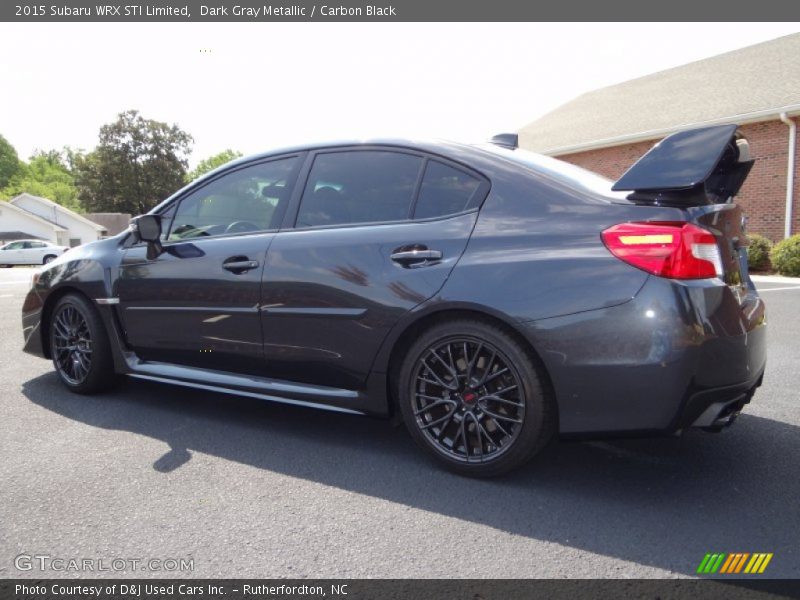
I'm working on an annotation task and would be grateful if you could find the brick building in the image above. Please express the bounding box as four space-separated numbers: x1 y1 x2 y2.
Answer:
519 34 800 241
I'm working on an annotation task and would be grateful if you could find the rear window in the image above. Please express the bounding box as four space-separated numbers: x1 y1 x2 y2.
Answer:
478 144 627 199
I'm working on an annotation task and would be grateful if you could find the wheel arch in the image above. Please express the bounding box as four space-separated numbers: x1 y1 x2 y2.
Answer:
380 304 557 419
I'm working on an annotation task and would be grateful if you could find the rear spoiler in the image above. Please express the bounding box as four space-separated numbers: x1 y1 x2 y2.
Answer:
611 124 754 205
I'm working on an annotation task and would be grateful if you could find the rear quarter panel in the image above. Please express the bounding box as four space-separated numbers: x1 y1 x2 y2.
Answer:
440 160 686 322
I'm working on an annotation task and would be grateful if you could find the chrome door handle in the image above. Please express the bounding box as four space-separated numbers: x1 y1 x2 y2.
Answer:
222 258 259 273
390 249 442 267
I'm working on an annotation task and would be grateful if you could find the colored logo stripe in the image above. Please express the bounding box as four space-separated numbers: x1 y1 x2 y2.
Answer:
720 553 749 573
745 553 774 574
697 553 726 574
698 553 773 574
719 554 736 573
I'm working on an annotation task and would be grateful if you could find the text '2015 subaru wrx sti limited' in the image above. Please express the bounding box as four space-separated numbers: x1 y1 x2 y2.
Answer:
22 124 766 476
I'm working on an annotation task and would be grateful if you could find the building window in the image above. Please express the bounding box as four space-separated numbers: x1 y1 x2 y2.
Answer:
69 238 81 247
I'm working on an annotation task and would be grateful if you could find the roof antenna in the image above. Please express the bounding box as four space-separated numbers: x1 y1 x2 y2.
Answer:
489 133 518 150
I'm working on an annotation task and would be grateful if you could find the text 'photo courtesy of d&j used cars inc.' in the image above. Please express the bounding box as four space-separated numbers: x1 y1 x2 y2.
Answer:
1 2 800 599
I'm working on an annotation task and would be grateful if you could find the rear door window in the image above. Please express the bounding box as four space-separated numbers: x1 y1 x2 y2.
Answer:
296 151 423 228
413 161 483 219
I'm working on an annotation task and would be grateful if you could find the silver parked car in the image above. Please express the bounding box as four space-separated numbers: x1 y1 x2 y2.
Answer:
0 239 70 266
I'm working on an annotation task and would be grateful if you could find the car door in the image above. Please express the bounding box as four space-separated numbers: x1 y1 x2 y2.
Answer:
260 148 489 390
116 155 303 375
19 241 35 263
1 241 25 264
23 241 46 263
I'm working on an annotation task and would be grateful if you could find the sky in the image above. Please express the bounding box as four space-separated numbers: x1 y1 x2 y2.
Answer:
1 22 798 167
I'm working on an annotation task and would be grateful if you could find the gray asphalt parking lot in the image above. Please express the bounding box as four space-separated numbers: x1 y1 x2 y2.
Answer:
1 267 798 579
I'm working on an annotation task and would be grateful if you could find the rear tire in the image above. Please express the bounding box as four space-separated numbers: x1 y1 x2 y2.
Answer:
49 293 118 394
397 319 555 477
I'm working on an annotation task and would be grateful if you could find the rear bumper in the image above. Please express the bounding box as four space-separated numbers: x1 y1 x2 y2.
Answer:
677 373 762 430
521 275 767 435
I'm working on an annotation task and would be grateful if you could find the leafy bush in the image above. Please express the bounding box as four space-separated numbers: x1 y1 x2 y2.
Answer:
770 234 800 277
746 234 773 271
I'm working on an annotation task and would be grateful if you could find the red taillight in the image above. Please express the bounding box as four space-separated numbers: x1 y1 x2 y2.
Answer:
601 221 723 280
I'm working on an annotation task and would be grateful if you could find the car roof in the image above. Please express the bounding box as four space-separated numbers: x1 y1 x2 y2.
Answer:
197 138 490 180
211 138 615 189
248 137 479 157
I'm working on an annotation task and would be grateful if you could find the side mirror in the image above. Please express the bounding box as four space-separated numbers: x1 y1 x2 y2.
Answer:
130 215 163 260
131 214 161 242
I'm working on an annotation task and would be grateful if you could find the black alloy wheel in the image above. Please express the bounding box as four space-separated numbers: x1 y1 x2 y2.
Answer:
52 303 93 385
411 337 525 461
398 320 554 477
49 294 117 393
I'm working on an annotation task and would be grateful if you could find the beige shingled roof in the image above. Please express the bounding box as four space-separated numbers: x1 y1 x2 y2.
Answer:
519 33 800 155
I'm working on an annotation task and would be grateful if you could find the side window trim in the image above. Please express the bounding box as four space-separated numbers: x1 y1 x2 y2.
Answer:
279 150 318 231
156 152 305 244
407 157 429 219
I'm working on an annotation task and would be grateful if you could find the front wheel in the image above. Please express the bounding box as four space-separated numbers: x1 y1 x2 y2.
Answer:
49 293 117 394
43 254 57 264
397 319 555 477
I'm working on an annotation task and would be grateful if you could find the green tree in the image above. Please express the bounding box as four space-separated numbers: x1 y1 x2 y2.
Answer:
74 110 193 214
0 134 21 189
0 149 82 212
187 149 243 182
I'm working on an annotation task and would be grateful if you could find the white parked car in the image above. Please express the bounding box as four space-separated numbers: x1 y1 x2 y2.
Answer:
0 239 70 266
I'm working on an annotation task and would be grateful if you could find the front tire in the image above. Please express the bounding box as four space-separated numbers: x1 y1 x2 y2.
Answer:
397 319 555 477
43 254 57 264
49 293 117 394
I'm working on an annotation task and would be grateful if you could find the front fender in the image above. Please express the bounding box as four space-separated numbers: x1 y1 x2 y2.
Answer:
22 236 125 360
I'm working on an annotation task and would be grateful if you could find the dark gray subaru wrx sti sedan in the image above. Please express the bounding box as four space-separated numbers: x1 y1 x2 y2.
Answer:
22 124 766 476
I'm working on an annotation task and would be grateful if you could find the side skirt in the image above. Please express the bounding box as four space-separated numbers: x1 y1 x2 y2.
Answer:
123 356 369 415
128 373 365 416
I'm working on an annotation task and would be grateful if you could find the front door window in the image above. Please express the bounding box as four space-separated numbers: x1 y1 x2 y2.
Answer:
167 157 299 240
